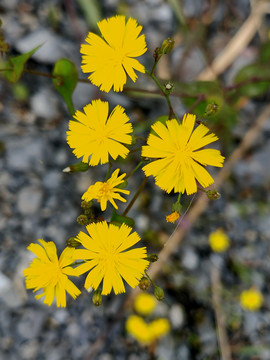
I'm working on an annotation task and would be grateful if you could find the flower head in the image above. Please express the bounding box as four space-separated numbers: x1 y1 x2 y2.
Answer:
73 221 149 295
81 15 147 92
240 288 264 311
166 211 180 223
209 228 230 252
82 169 130 211
23 240 80 307
142 114 225 195
126 315 170 345
67 100 132 166
134 293 157 316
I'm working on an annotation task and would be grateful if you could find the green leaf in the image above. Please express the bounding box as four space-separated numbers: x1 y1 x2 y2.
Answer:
3 44 42 83
234 63 270 97
77 0 102 30
52 58 78 116
110 210 135 228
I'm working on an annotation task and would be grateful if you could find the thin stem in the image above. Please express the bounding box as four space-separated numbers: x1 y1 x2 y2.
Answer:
125 161 144 180
144 271 157 287
150 55 162 75
23 68 58 79
105 162 112 181
122 176 147 216
145 69 177 120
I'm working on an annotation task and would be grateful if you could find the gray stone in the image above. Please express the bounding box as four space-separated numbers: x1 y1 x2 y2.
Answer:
182 247 199 270
17 186 43 215
169 304 185 329
30 88 59 120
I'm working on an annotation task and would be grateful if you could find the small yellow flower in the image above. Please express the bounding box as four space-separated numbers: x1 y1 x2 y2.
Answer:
126 315 152 344
142 114 225 195
166 211 180 223
126 315 170 345
67 99 133 166
23 240 81 307
82 169 130 211
134 293 157 316
149 318 170 339
81 15 147 92
240 288 264 311
209 228 230 252
73 221 149 295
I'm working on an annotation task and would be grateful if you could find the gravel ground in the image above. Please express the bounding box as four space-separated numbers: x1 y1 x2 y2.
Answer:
1 1 270 359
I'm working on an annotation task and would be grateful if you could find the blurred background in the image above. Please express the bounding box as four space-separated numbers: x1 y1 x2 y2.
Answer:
1 0 270 359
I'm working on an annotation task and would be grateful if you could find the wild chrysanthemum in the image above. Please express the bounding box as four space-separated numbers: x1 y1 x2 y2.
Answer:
240 288 264 311
82 169 130 211
134 293 157 316
73 221 149 295
81 15 147 92
23 240 80 307
142 114 225 195
209 228 230 252
67 100 132 166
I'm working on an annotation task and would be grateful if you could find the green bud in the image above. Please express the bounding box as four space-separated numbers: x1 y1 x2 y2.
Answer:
81 200 92 209
154 286 165 301
160 38 175 54
172 200 182 214
138 276 150 291
62 161 89 173
66 237 80 248
206 190 221 200
92 290 102 306
205 102 219 116
164 81 174 94
146 254 159 263
77 214 89 226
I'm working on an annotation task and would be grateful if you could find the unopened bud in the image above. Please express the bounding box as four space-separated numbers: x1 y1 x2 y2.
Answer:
92 290 102 306
66 237 81 248
138 276 150 291
63 161 89 173
205 102 219 116
154 286 165 301
160 38 175 54
146 254 159 263
206 190 221 200
81 200 92 209
164 81 174 94
77 214 89 225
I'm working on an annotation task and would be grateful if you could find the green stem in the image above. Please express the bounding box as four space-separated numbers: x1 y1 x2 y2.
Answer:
144 271 156 287
105 162 112 181
125 161 144 180
150 55 162 75
122 176 147 216
145 69 177 120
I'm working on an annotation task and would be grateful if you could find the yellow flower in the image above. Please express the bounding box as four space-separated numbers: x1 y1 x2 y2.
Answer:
126 315 152 344
67 99 132 166
23 240 81 307
82 169 130 211
134 293 157 316
240 288 264 311
166 211 180 223
142 114 225 195
73 221 149 295
209 228 230 252
149 318 170 339
126 315 170 345
81 15 147 92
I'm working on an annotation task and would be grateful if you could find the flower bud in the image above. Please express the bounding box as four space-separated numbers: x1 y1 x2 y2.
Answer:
160 38 175 54
77 214 89 225
164 81 174 94
81 200 92 209
138 276 150 291
146 254 159 263
206 190 221 200
66 237 80 248
154 286 165 301
205 102 219 116
92 290 102 306
62 161 89 173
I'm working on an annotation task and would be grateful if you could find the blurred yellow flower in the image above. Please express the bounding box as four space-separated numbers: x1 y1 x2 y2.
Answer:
82 169 130 211
142 114 225 195
73 221 149 295
166 211 180 223
134 293 157 316
67 99 132 166
23 240 80 307
81 15 147 92
240 288 264 311
209 228 230 252
126 315 170 345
